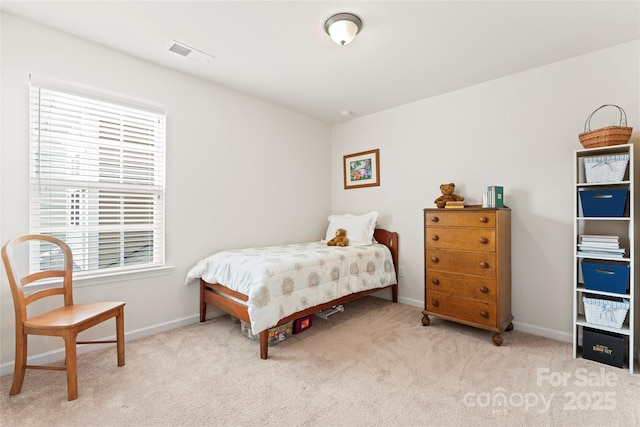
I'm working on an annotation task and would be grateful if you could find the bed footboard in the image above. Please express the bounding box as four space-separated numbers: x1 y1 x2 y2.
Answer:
200 281 250 323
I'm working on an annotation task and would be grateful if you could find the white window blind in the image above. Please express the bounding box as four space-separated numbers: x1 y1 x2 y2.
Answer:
29 78 166 277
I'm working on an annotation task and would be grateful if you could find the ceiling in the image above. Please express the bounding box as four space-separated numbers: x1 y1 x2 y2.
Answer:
2 1 639 124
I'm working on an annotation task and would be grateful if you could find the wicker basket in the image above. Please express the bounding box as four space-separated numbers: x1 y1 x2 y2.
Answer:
583 296 630 329
579 105 633 149
583 154 630 183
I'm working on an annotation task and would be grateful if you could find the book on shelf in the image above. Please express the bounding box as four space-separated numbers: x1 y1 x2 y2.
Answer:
580 234 619 242
577 241 619 248
483 186 504 208
445 201 464 209
577 247 625 255
577 233 625 257
577 250 625 259
577 244 623 252
580 235 619 246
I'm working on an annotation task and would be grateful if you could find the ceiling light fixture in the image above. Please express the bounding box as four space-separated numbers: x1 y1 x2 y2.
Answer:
324 13 363 46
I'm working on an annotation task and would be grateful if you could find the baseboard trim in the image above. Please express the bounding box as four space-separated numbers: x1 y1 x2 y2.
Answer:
511 321 572 343
0 303 576 377
0 314 200 377
396 295 573 344
398 296 422 308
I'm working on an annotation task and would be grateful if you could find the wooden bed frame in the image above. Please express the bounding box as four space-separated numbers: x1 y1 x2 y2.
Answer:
199 228 399 359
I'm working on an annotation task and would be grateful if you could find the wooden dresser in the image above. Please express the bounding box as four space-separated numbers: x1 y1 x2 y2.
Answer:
422 206 514 345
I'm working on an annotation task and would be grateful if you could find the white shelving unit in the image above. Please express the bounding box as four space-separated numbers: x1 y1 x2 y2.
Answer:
573 143 638 374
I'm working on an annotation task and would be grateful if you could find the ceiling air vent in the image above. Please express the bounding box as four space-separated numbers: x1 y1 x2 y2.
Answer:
168 40 214 63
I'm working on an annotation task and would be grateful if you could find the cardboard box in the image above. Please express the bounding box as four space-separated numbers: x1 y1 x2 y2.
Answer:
579 188 628 217
581 259 630 294
293 315 313 334
241 321 292 346
582 328 625 368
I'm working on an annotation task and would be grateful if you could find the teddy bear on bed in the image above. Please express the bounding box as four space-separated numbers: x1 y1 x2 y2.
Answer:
434 182 465 209
327 228 349 246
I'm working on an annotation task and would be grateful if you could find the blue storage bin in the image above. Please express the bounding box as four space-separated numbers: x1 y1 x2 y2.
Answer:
579 188 628 217
581 259 630 294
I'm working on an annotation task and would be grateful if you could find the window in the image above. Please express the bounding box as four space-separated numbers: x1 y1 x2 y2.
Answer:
29 76 166 278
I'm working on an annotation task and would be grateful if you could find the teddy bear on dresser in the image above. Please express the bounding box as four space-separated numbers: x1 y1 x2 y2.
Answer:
434 182 465 209
327 228 349 246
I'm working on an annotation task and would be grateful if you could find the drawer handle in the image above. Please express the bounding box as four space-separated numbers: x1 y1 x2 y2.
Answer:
431 256 439 263
431 216 439 223
431 235 439 241
479 286 489 293
431 278 440 285
479 217 488 223
432 299 440 307
480 310 489 318
479 237 488 244
479 261 489 268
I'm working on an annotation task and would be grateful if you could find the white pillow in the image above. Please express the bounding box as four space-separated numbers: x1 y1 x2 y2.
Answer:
324 211 378 246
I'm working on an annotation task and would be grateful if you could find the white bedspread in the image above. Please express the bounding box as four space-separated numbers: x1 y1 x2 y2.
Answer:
185 241 397 333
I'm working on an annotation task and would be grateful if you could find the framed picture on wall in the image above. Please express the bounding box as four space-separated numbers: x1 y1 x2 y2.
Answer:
343 149 380 189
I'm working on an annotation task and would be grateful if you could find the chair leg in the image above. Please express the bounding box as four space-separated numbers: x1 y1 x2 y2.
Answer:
116 307 125 367
64 333 78 401
9 332 27 396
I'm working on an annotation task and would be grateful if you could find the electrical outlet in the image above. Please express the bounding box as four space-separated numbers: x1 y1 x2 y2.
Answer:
398 266 405 277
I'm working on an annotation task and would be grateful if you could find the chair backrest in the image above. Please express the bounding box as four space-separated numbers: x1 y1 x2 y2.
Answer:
2 235 74 323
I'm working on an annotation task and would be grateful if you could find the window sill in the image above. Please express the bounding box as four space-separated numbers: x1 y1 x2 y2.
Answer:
73 265 175 288
22 265 175 292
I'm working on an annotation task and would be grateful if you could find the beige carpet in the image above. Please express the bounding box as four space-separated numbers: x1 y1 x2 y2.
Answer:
1 297 639 426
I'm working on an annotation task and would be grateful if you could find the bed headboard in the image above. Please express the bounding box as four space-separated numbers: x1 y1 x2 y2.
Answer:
373 228 399 277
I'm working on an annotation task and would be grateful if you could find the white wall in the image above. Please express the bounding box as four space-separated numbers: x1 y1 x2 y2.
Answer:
1 10 638 375
331 40 640 342
0 13 331 372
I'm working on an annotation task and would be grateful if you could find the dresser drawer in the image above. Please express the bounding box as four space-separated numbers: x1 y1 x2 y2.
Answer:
426 227 496 252
426 271 496 302
425 211 496 228
426 291 497 328
426 248 496 278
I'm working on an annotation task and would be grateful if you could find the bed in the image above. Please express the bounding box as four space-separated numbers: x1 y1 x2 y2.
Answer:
186 224 398 359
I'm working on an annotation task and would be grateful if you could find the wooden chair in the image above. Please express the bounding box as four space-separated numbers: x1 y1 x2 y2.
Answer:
1 234 125 401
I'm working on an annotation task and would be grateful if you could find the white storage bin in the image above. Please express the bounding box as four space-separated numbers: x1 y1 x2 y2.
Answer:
583 154 629 183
